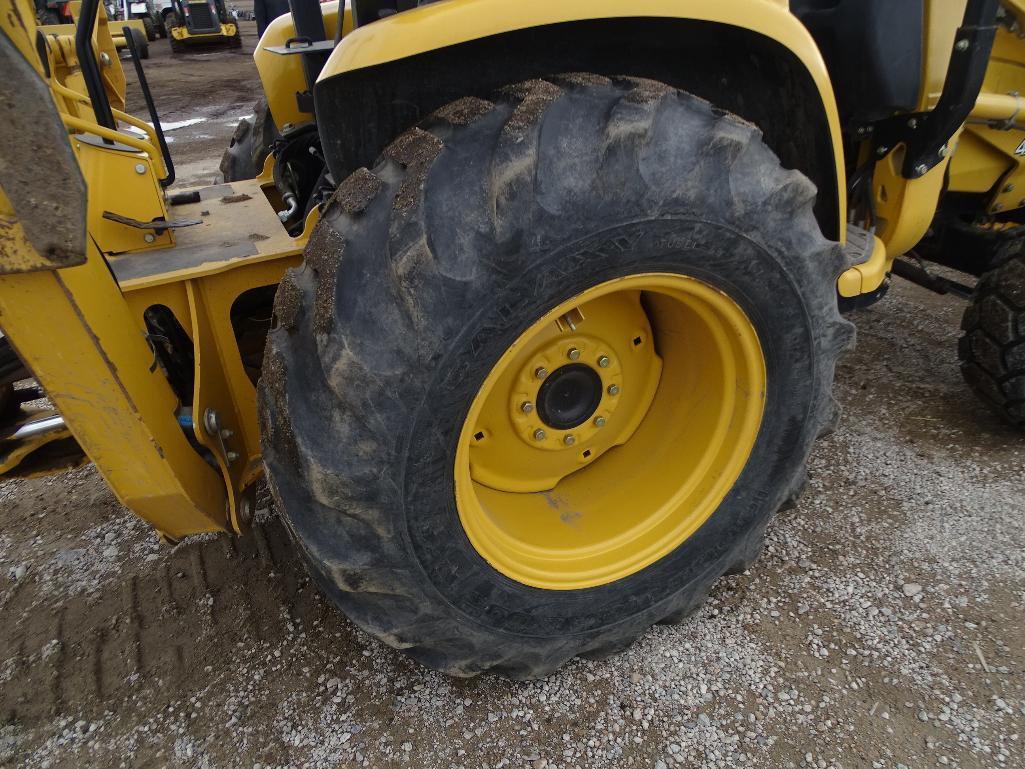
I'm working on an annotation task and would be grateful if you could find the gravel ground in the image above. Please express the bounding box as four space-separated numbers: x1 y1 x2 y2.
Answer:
1 17 1023 769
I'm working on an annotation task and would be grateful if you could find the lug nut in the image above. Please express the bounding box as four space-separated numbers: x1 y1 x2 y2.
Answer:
134 163 146 174
563 434 576 446
607 384 620 396
597 355 610 368
594 416 606 427
535 367 548 380
520 401 534 414
567 347 581 361
533 428 546 441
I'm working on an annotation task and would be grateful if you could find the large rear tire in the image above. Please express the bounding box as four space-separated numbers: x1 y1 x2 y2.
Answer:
959 243 1025 430
219 98 277 181
260 76 853 678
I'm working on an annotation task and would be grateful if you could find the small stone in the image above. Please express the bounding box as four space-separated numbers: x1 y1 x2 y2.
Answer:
11 565 27 581
102 546 117 558
917 710 929 722
902 583 922 597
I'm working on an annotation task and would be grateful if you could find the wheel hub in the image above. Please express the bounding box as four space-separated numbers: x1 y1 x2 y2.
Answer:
467 291 662 492
455 273 767 590
536 364 603 430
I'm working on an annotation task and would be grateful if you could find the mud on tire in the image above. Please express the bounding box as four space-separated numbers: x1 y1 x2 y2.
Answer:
959 243 1025 430
259 75 854 678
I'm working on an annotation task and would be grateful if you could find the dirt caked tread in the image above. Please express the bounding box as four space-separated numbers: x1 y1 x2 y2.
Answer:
959 245 1025 430
260 75 854 678
219 98 277 182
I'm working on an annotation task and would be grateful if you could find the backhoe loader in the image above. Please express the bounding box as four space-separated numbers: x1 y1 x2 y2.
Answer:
1 0 1022 679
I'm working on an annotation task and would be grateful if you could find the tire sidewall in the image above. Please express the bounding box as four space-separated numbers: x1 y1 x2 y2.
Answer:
401 216 818 639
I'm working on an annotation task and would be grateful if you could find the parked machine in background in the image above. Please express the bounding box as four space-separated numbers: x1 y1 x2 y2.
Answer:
120 0 165 40
34 0 72 23
164 0 240 51
2 0 1024 680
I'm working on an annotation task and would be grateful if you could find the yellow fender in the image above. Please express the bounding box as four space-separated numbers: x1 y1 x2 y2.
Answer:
257 0 845 238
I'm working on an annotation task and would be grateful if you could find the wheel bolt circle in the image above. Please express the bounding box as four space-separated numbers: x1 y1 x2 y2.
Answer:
597 355 610 368
521 401 534 414
594 416 606 427
563 434 576 446
567 347 581 361
535 367 549 380
533 428 546 441
607 384 620 396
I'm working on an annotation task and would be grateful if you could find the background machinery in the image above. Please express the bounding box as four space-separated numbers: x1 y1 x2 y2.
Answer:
1 0 1022 678
164 0 240 51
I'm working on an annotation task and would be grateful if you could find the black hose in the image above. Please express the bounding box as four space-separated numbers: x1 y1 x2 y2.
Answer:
122 26 175 187
75 0 116 131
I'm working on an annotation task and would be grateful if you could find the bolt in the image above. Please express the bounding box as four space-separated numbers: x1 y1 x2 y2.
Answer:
99 52 111 66
520 401 534 414
876 146 889 157
1004 183 1016 194
533 428 546 441
563 434 576 446
914 163 929 176
955 38 970 52
567 347 581 361
220 428 234 439
607 384 620 396
535 367 548 380
226 451 240 463
134 163 146 174
203 409 220 435
238 496 252 524
993 203 1005 212
594 416 606 428
597 355 610 368
907 117 919 129
143 233 155 243
939 145 952 158
1019 198 1025 208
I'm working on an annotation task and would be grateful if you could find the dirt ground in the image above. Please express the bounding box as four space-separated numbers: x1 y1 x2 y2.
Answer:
1 18 1024 769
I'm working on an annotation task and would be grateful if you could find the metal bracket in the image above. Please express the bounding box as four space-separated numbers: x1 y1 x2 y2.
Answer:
265 39 336 55
102 211 201 232
872 0 999 178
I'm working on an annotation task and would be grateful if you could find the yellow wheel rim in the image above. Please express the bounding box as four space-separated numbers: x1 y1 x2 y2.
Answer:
455 273 767 590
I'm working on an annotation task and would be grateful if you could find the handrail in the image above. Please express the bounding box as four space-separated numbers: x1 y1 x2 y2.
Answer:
61 113 170 180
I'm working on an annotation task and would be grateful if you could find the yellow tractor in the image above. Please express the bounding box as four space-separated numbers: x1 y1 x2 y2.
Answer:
164 0 240 52
1 0 1022 678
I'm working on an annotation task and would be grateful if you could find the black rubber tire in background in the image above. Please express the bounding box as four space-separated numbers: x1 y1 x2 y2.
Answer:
142 16 157 41
219 98 277 181
131 27 150 60
959 243 1025 430
168 16 186 53
260 76 854 678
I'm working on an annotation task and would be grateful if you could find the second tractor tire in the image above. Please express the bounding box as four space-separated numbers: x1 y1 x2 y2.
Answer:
959 243 1025 430
260 75 853 678
219 98 277 181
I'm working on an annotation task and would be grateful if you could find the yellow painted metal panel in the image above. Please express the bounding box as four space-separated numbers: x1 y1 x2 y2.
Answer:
0 247 229 538
254 2 351 130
